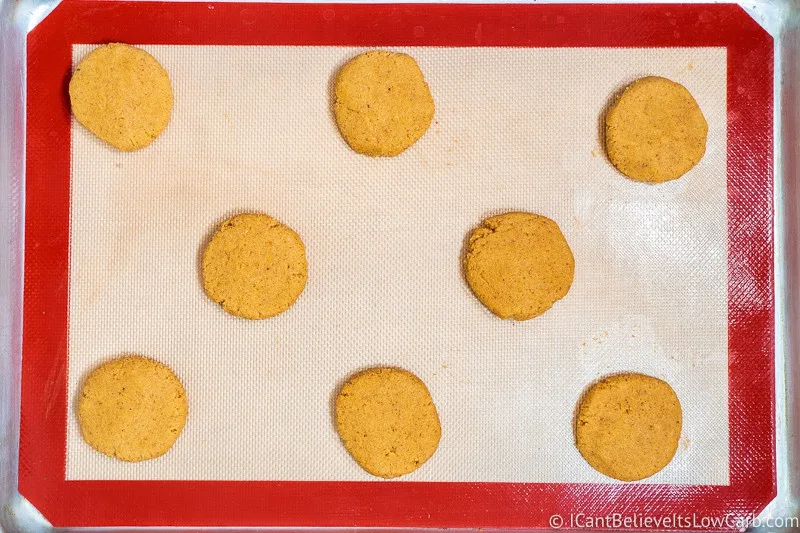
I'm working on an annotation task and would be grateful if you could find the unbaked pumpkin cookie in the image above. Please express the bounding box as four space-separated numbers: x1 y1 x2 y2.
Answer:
575 373 683 481
335 367 441 479
463 211 575 320
333 50 435 156
605 76 708 183
77 355 188 462
69 43 173 151
202 213 307 320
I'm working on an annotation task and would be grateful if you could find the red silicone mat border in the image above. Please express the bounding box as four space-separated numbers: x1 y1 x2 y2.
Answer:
21 2 774 528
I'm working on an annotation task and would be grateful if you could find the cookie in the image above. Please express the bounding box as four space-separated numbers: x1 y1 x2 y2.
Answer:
575 373 683 482
202 213 307 320
605 76 708 183
69 43 173 151
335 367 441 479
333 50 435 157
463 211 575 321
77 355 188 462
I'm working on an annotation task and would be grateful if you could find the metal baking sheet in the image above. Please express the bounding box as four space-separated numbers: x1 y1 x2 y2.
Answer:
0 1 797 531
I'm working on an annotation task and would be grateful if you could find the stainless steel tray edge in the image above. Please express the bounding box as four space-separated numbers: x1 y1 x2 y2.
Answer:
757 1 800 531
1 0 34 530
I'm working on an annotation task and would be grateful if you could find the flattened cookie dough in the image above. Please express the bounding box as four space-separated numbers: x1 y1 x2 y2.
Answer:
464 211 574 321
202 213 307 320
575 373 683 482
333 50 435 157
69 43 173 151
605 76 708 183
336 367 441 478
78 355 188 462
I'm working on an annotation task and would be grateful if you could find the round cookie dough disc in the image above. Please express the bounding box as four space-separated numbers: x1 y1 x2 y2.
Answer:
69 43 173 151
333 50 435 157
463 211 575 321
77 355 188 462
605 76 708 183
335 367 441 479
202 213 308 320
575 373 683 482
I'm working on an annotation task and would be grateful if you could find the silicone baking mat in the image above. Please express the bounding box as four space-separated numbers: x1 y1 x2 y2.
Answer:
21 2 774 529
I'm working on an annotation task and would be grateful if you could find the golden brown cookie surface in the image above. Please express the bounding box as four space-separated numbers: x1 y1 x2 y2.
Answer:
463 211 574 321
575 373 683 482
605 76 708 183
333 50 435 157
202 213 307 320
77 355 188 462
69 43 173 151
335 367 441 479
